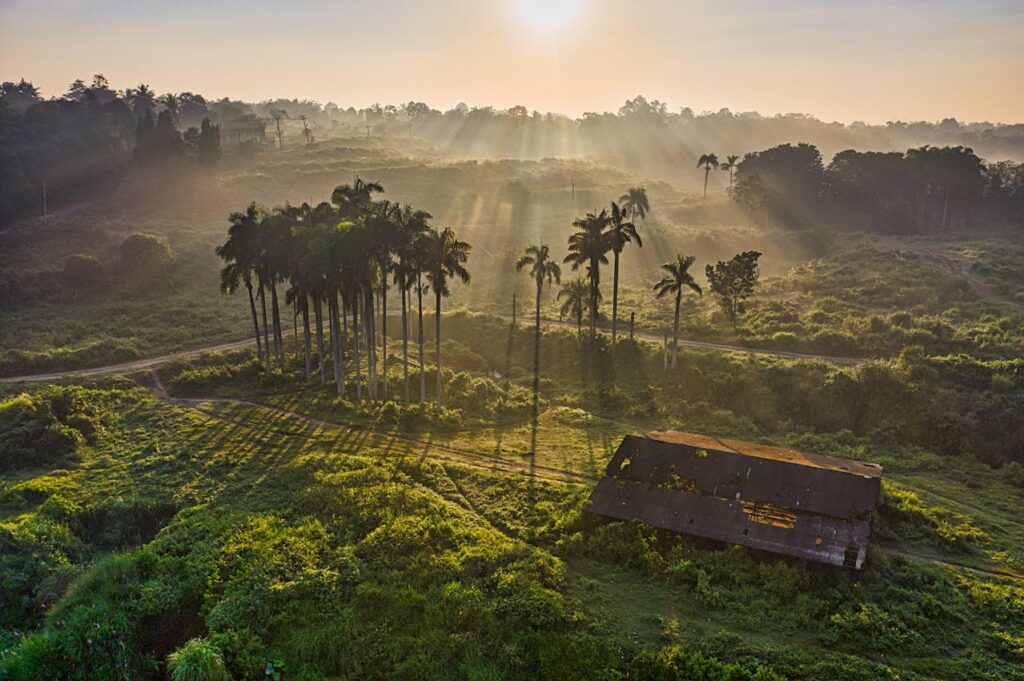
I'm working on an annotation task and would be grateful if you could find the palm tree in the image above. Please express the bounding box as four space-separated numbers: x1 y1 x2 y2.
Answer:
619 186 650 222
421 227 471 405
721 155 740 188
331 177 384 220
557 278 597 335
393 205 431 405
653 254 702 369
697 153 720 199
608 201 642 355
216 204 264 363
563 210 611 337
516 244 560 392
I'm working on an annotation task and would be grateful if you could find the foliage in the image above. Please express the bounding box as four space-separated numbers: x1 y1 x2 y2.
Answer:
705 251 761 327
167 638 231 681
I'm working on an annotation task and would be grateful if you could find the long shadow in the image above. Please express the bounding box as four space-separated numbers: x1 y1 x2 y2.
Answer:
491 320 517 458
527 326 541 508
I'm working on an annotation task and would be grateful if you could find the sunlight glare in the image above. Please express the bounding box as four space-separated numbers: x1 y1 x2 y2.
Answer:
516 0 583 34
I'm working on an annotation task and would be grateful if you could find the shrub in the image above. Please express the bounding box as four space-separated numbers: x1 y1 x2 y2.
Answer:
0 393 83 471
62 254 106 292
119 232 172 278
167 638 231 681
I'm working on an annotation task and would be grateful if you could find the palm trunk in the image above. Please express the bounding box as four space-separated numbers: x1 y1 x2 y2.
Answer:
672 293 681 369
301 295 312 383
576 308 582 335
417 274 425 404
292 300 298 353
246 282 262 361
314 294 326 386
435 287 442 404
329 293 344 396
401 276 410 406
270 281 283 367
588 262 598 337
381 280 388 400
352 292 361 403
365 290 376 399
611 249 620 356
703 167 710 199
533 282 542 395
259 282 270 365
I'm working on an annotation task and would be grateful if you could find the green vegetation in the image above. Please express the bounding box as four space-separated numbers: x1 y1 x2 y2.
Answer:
2 74 1023 681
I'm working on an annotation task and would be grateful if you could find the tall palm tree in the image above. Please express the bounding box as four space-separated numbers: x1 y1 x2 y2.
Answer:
563 210 611 337
216 204 264 362
697 153 720 199
608 201 642 355
619 186 650 222
516 244 560 392
653 254 702 369
720 155 740 188
557 278 598 335
393 205 431 405
421 227 471 405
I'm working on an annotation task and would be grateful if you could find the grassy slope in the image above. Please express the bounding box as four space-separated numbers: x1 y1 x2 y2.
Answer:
1 374 1022 680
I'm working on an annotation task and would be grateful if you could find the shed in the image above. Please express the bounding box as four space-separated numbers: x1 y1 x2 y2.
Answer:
586 431 882 569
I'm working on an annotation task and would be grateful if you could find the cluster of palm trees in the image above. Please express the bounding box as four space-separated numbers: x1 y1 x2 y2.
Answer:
697 154 741 197
516 187 650 364
216 178 471 406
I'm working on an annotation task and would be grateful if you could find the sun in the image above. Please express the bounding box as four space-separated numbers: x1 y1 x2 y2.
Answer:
516 0 583 34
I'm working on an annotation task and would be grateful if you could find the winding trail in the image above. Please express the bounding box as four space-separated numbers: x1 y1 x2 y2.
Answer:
1 315 861 385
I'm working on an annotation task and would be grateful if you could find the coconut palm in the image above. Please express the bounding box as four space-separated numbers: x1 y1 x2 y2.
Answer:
557 278 597 335
653 254 702 369
720 155 740 188
563 210 611 337
517 244 561 391
619 186 650 222
697 153 720 199
608 201 642 355
421 227 471 404
216 203 264 363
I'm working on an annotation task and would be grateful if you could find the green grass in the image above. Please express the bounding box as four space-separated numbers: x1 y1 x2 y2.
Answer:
1 376 1022 680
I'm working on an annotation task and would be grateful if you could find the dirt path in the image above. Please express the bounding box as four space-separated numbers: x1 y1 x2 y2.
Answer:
0 315 861 385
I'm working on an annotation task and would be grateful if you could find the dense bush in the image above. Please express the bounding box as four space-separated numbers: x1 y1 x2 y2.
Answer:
118 232 172 279
0 387 103 471
61 254 106 293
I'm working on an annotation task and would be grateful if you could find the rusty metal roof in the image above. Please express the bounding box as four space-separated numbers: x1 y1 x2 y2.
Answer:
586 431 883 569
646 430 882 478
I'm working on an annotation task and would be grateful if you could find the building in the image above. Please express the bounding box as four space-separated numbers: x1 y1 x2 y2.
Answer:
586 431 882 569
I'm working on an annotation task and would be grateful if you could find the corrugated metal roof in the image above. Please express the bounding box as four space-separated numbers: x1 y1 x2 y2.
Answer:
586 431 883 569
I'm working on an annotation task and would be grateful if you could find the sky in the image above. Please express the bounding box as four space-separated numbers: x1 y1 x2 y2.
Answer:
1 0 1022 124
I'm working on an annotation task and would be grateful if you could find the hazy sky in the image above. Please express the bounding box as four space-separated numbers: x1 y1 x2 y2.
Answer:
2 0 1022 123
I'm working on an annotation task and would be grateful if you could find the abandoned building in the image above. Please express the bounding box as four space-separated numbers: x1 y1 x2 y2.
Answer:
586 431 882 569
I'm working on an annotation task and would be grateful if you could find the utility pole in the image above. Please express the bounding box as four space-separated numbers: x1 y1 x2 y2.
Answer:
512 293 517 327
42 180 48 224
629 312 635 340
364 125 371 139
663 333 669 370
299 114 313 145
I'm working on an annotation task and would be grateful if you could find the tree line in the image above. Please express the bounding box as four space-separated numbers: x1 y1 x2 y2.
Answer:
724 142 1024 232
0 76 229 225
221 181 765 405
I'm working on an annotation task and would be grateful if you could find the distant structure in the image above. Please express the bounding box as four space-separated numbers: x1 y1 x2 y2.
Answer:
220 125 267 147
587 431 882 569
